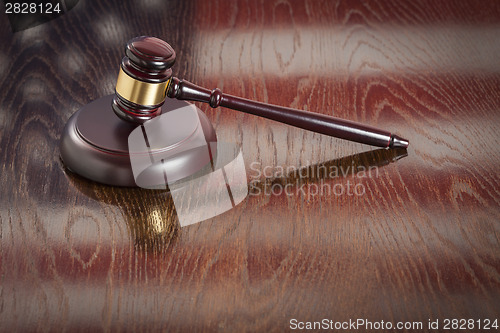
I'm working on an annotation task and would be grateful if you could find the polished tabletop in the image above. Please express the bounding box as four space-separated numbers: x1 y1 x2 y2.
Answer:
1 0 499 332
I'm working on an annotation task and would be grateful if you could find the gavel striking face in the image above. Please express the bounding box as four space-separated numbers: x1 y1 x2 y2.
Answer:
110 36 408 148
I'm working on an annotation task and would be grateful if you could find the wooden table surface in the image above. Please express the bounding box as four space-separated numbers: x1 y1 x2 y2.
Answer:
1 0 499 332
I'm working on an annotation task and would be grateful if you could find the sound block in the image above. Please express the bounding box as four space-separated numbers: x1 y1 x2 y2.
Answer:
60 94 217 187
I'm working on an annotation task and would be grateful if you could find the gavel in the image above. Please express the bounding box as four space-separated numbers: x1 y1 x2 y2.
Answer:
112 36 409 148
60 36 408 187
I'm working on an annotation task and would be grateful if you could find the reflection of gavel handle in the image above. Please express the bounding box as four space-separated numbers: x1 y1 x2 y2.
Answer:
166 77 409 149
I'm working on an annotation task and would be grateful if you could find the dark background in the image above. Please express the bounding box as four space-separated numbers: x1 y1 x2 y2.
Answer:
1 0 499 331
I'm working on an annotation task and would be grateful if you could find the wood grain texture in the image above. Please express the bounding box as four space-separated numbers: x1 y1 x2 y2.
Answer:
1 0 499 332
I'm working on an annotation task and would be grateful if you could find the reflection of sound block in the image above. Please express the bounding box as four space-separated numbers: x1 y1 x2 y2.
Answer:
60 94 217 187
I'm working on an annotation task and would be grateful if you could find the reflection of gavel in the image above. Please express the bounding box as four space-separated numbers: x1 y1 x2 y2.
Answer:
113 36 409 148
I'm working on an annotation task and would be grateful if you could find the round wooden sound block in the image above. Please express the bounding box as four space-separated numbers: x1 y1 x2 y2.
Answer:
60 94 217 187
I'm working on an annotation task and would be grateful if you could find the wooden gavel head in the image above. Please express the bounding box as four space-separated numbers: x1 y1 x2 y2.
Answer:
112 36 176 124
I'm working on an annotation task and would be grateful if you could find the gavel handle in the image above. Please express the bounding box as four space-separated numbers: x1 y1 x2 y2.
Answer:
166 77 409 149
